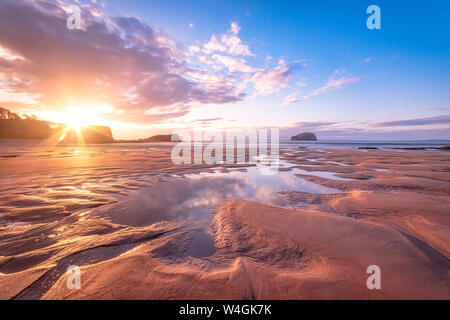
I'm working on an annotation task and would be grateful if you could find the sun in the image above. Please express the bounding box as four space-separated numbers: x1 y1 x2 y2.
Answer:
63 109 92 128
52 105 113 128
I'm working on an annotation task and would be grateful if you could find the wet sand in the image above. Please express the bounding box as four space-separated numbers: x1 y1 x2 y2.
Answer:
0 144 449 299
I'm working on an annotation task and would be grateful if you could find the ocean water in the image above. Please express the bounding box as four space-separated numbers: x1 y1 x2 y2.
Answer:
280 140 450 149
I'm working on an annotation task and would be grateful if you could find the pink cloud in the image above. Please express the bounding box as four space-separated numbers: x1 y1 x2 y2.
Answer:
0 0 243 123
203 35 227 54
246 65 299 95
283 92 301 105
309 75 360 97
202 22 252 56
283 70 359 104
212 54 255 73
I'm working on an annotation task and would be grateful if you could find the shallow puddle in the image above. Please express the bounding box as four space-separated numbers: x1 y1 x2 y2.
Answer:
94 162 342 228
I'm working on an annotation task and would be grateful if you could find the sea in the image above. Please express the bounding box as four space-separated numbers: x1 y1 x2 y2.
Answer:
279 140 450 150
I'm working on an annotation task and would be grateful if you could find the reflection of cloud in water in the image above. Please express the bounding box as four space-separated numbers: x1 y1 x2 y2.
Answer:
280 174 300 188
96 166 341 227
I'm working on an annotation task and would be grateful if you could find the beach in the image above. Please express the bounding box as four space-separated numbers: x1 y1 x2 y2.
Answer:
0 142 449 299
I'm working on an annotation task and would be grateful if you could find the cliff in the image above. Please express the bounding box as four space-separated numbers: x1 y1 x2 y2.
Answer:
0 107 114 143
0 119 115 144
0 119 53 139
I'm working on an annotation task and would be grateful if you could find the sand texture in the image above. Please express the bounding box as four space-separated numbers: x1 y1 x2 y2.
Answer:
0 144 449 299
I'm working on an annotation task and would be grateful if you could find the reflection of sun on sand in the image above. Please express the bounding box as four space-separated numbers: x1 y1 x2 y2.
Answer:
0 146 449 299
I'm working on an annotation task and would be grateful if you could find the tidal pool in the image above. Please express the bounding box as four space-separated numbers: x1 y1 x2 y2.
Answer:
92 162 342 228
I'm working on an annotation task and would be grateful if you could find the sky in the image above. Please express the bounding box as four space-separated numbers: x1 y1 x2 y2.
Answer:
0 0 449 140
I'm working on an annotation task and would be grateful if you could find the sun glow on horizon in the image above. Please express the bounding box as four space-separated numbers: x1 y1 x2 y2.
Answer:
46 105 114 129
42 105 116 143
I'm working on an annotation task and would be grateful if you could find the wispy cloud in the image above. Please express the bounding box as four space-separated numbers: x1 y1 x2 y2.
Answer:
245 64 299 94
283 92 301 105
283 70 360 104
372 115 450 127
309 73 360 97
358 57 372 65
190 117 223 125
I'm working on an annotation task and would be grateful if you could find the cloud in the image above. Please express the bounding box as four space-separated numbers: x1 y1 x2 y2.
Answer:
202 22 252 56
283 71 360 104
245 64 299 95
0 0 243 123
283 92 301 105
188 45 201 54
197 55 215 65
191 117 223 125
188 21 304 97
359 57 372 65
188 22 302 96
372 115 450 127
288 121 340 130
220 22 252 56
309 75 360 97
0 45 25 61
212 54 254 73
230 22 240 35
203 35 227 54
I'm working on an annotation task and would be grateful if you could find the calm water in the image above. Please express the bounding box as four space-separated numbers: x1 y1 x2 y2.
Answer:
280 140 450 149
90 160 342 227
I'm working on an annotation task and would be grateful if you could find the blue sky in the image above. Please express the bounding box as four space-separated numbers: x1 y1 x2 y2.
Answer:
0 0 449 139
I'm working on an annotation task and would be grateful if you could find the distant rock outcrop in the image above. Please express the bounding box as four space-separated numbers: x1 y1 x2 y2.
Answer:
290 132 317 141
143 134 181 142
117 134 181 143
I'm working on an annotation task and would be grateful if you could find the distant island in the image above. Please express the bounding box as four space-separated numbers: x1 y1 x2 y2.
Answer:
0 107 180 144
116 134 181 143
290 132 317 141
